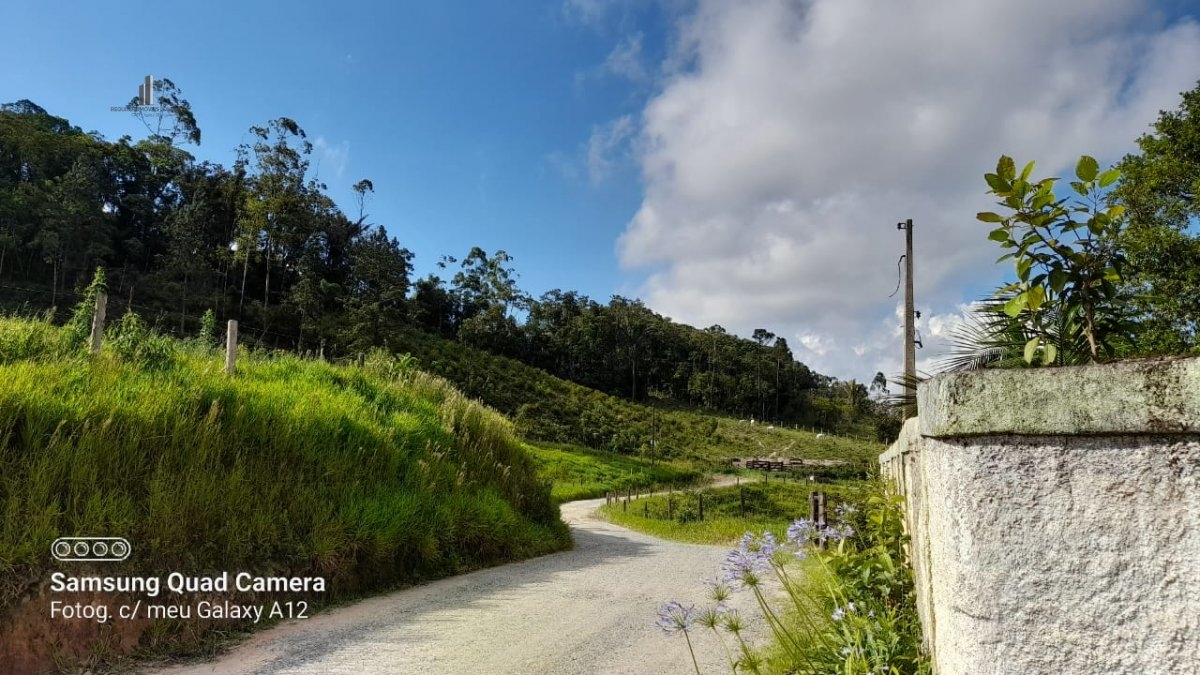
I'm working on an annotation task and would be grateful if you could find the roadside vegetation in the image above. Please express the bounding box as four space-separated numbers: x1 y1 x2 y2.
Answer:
600 480 867 546
0 311 569 671
653 480 928 674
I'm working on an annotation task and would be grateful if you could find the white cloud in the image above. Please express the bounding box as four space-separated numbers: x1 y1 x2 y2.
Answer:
587 115 637 183
605 33 649 82
546 115 637 185
618 0 1200 382
313 137 350 180
576 32 651 87
564 0 613 26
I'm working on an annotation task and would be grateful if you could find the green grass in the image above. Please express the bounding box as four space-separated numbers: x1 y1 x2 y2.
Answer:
599 480 868 546
523 441 701 502
387 329 888 469
0 315 570 669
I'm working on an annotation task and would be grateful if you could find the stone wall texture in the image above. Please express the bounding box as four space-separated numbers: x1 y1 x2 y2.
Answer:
881 357 1200 674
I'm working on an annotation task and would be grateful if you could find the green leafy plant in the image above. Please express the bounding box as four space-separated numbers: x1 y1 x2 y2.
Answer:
977 155 1132 364
198 308 216 347
64 267 107 351
657 480 929 674
108 310 179 371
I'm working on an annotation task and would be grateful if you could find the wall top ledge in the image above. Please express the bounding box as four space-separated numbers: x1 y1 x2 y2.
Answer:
917 356 1200 437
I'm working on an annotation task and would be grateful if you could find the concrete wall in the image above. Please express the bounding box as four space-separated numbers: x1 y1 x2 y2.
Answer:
881 357 1200 674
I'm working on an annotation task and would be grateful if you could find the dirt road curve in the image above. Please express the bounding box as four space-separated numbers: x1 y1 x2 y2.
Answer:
146 491 760 675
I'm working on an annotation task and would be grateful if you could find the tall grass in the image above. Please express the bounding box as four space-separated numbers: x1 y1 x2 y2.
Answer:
524 441 701 502
0 315 569 662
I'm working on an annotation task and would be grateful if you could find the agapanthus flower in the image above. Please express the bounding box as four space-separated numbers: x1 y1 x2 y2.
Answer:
720 608 746 634
697 604 728 629
722 532 778 586
819 524 856 543
786 518 816 545
721 548 766 586
656 601 696 635
703 577 732 603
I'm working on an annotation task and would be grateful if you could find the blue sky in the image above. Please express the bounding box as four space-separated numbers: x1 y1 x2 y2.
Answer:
4 0 1199 382
2 0 666 302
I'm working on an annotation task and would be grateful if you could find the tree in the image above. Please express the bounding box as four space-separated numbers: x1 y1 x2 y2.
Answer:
975 154 1131 365
234 117 313 319
342 225 412 349
1113 80 1200 354
452 247 528 321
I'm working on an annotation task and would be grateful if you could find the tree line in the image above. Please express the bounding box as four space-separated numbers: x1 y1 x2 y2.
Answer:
0 84 890 434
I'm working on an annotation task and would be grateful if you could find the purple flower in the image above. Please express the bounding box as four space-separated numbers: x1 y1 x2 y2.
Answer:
656 601 696 635
721 548 766 586
786 518 816 545
722 532 777 586
819 524 856 543
703 577 732 602
759 531 778 558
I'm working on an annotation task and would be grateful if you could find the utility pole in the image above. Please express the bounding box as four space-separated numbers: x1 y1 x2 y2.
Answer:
898 219 916 417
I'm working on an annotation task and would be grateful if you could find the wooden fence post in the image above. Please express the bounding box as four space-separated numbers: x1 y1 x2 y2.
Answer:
356 352 365 368
668 492 674 520
814 491 828 549
643 502 648 518
740 486 746 518
698 493 704 521
89 292 107 354
225 320 238 374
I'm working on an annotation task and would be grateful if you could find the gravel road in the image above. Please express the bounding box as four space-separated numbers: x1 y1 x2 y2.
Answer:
146 490 763 675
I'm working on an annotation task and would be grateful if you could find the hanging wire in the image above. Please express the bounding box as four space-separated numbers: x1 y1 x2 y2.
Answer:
888 254 906 298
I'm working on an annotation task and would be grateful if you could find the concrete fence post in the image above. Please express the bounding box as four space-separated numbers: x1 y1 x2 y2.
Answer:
225 320 238 374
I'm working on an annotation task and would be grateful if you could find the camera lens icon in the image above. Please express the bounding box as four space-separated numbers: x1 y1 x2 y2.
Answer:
51 537 131 562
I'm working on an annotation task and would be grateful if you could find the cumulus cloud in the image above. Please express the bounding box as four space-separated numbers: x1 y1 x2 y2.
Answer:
618 0 1200 381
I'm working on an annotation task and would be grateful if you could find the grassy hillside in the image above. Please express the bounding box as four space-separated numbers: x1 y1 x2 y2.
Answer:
0 316 569 672
524 441 701 502
388 329 885 470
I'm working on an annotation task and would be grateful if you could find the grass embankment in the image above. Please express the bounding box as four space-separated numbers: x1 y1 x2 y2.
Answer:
600 480 867 545
391 329 886 469
0 316 569 671
524 442 701 502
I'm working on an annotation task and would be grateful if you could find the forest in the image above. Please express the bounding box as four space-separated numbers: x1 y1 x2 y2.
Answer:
0 83 893 438
4 77 1199 440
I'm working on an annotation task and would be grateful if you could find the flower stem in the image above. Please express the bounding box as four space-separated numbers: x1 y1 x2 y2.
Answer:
683 628 702 675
